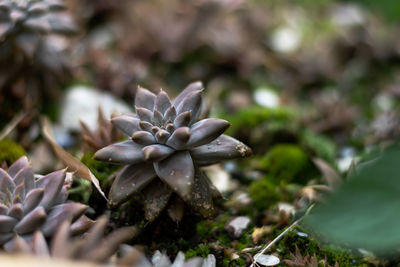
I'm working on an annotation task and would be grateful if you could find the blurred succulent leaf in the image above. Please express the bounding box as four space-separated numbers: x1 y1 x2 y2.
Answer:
303 144 400 255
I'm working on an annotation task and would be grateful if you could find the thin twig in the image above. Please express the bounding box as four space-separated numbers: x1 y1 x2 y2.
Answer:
250 204 315 267
0 111 28 141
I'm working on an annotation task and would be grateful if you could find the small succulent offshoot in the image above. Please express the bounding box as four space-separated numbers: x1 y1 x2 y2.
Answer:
7 215 137 264
0 156 92 247
94 81 252 221
80 107 122 151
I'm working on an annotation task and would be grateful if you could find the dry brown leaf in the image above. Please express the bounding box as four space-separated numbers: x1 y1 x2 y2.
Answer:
41 117 107 201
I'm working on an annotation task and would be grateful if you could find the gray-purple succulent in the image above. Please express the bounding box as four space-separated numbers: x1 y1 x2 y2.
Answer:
0 156 92 246
6 215 137 264
94 81 252 221
118 246 216 267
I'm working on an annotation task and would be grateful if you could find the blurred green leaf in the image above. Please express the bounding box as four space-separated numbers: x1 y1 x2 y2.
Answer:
303 144 400 255
345 0 400 22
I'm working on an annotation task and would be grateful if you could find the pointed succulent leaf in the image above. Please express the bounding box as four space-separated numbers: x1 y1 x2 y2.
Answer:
142 144 174 162
4 235 32 253
51 220 71 258
14 206 46 235
7 156 29 178
111 115 140 137
174 111 191 128
155 90 172 114
166 127 190 150
166 123 174 133
37 170 65 210
173 81 203 106
85 227 137 262
13 166 35 193
131 131 156 146
23 188 44 215
109 163 157 206
94 140 145 164
176 90 203 125
41 203 87 236
0 169 15 196
185 169 215 218
13 183 25 203
155 129 170 144
136 107 153 123
52 186 68 206
154 151 194 199
152 109 164 126
139 121 153 132
151 126 160 135
142 180 173 222
135 87 156 110
32 231 50 256
167 196 185 222
0 215 17 233
70 215 94 235
81 215 108 254
164 106 177 122
8 203 23 220
190 134 252 166
0 204 7 215
187 118 230 147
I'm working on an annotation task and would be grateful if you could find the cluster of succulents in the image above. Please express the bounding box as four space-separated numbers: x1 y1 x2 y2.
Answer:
7 215 136 264
95 82 252 221
0 156 91 247
0 0 75 117
118 246 216 267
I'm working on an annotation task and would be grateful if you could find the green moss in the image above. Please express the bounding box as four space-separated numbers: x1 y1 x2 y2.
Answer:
220 106 295 136
277 227 368 266
300 129 337 164
259 144 311 184
68 178 92 204
81 152 119 185
185 244 211 259
0 139 26 165
248 178 281 210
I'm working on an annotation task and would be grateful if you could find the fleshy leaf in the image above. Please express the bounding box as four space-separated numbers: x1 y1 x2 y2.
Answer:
154 151 194 199
173 81 203 107
186 119 230 147
94 140 144 165
166 127 190 150
109 163 157 206
142 180 172 222
142 144 174 162
176 90 203 125
135 87 156 110
155 90 172 114
131 131 156 146
14 207 46 235
111 115 140 137
190 134 252 166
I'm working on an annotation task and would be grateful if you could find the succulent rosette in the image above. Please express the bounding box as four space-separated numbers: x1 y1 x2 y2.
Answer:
0 156 91 246
94 81 252 221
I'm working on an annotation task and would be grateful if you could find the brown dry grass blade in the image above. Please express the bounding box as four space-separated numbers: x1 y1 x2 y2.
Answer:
0 111 29 141
41 117 107 201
